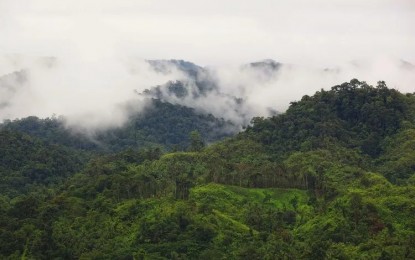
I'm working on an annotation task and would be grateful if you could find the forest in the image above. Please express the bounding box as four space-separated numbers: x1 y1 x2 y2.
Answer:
0 79 414 259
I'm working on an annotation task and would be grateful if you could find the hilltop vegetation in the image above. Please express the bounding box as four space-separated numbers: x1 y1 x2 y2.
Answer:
0 79 414 259
2 99 234 152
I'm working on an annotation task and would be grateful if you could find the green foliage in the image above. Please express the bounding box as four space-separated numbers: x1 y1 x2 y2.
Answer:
377 128 415 183
1 80 415 258
246 79 415 159
188 130 205 152
0 130 84 197
1 99 234 152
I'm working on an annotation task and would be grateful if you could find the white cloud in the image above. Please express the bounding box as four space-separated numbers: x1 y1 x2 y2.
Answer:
0 0 414 130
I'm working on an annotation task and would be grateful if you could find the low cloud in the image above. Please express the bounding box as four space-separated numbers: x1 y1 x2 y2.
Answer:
0 55 187 130
1 55 414 133
0 0 413 132
139 57 415 128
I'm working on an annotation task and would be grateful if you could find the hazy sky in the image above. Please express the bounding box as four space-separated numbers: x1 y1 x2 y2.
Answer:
1 0 414 66
0 0 414 129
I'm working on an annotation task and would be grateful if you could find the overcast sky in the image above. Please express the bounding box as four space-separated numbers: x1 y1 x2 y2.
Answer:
1 0 414 66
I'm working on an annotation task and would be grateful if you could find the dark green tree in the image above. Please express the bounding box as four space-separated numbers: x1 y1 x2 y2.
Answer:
189 130 205 152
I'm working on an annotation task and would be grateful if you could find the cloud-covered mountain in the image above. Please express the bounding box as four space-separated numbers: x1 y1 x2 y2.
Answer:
140 59 284 126
1 55 414 135
0 70 28 109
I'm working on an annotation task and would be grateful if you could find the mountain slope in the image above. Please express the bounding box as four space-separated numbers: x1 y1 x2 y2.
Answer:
245 79 415 159
1 99 236 152
0 130 84 197
0 79 414 259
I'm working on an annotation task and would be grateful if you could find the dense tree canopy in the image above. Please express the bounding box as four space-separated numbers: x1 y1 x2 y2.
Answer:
246 79 415 159
0 80 414 259
1 99 234 153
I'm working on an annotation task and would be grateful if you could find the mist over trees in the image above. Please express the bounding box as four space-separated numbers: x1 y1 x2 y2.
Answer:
0 80 414 258
1 0 414 258
2 57 414 132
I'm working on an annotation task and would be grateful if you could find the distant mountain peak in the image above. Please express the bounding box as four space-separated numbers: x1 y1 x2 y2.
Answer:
146 59 203 79
399 59 415 70
246 59 282 70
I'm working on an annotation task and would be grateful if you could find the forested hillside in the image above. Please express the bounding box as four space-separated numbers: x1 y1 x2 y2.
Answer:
1 99 235 152
0 80 414 259
0 130 84 198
